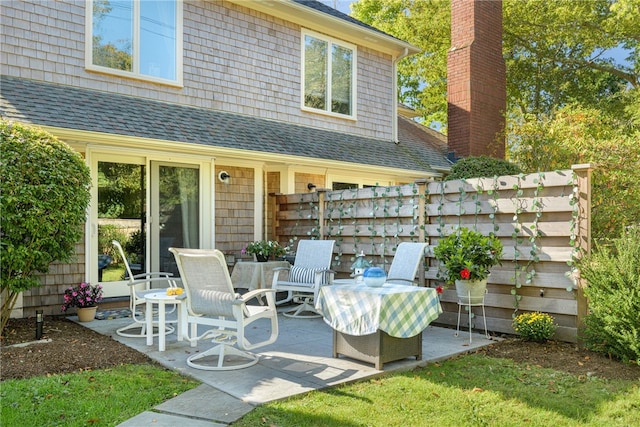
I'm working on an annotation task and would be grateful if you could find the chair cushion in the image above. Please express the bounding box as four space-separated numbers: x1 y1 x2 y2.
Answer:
289 265 329 284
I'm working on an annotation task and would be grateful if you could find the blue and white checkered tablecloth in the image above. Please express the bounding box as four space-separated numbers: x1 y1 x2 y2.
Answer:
315 283 443 338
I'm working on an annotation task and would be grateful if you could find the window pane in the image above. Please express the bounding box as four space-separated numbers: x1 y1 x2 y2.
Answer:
332 182 358 190
97 162 145 282
331 44 352 115
304 35 328 110
92 0 133 71
158 166 199 275
140 0 176 80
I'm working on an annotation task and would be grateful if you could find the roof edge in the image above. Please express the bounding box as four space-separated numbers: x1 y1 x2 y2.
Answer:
226 0 420 57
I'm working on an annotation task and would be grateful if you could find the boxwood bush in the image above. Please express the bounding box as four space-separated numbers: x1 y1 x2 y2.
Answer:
445 155 522 180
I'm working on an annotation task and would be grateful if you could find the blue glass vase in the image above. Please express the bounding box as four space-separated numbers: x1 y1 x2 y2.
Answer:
363 267 386 287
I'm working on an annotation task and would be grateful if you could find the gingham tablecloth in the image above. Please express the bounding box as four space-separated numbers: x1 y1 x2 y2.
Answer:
315 283 443 338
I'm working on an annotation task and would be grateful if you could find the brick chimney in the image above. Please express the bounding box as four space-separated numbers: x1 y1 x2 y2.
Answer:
447 0 506 159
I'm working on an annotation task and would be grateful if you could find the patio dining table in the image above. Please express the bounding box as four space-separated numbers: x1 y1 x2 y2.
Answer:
315 282 443 369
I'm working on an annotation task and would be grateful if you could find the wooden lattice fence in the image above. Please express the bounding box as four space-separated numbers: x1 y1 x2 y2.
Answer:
272 165 593 342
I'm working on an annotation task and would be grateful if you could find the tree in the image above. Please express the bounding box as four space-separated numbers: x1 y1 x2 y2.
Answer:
352 0 451 129
508 105 640 240
0 120 91 333
352 0 640 127
352 0 640 238
503 0 637 120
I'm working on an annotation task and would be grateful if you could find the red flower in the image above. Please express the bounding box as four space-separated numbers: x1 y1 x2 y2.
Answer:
460 268 471 280
436 285 444 294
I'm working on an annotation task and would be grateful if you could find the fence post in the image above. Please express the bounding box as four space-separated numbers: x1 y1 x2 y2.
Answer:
415 179 428 286
317 189 327 240
269 192 279 242
572 163 594 345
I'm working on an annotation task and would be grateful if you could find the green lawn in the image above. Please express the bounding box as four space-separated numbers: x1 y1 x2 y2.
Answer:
100 265 125 282
233 354 640 427
2 352 637 426
0 364 198 427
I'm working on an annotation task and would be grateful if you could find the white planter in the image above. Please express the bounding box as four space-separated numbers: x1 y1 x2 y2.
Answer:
455 279 487 304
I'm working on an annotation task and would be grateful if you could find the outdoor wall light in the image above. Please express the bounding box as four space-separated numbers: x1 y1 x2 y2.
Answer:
35 310 43 340
218 171 231 184
307 183 317 191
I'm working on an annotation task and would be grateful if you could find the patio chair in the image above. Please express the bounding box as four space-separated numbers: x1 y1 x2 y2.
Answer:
169 247 279 370
384 242 428 285
272 239 335 318
112 240 179 338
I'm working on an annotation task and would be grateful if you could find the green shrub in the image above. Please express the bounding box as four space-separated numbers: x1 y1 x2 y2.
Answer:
1 120 91 332
98 224 128 263
512 312 557 342
123 229 145 264
445 155 522 181
578 226 640 364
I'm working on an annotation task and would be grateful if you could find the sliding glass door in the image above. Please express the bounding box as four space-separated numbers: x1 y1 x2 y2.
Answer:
150 162 200 276
94 156 202 297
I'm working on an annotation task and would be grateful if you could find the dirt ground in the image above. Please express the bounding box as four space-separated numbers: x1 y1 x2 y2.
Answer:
1 316 639 382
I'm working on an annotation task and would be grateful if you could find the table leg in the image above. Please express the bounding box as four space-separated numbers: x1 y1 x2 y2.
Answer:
146 300 153 347
177 302 184 342
158 300 166 352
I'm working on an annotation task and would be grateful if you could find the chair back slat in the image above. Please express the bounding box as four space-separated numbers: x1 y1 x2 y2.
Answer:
294 240 335 270
170 248 238 317
386 242 427 285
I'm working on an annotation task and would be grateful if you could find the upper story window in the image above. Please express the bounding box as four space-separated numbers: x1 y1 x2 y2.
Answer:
86 0 183 86
302 29 356 118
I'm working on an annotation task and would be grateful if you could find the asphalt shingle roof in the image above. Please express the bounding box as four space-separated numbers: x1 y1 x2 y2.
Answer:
0 75 450 172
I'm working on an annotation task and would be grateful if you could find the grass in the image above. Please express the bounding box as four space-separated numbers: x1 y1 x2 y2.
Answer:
0 364 199 426
101 265 125 282
2 353 638 426
233 354 640 427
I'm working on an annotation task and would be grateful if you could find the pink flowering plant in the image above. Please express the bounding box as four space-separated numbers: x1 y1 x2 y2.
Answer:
61 282 103 311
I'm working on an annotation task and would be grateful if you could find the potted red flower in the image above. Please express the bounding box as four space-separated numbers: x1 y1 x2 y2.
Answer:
433 227 503 303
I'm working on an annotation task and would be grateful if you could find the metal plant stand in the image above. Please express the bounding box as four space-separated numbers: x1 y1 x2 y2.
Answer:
455 289 490 344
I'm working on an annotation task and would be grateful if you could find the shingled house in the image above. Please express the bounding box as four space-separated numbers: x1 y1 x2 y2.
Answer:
1 0 450 315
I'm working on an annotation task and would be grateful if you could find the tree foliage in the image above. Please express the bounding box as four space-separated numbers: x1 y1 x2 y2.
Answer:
352 0 450 129
508 106 640 240
352 0 639 127
0 120 91 332
503 0 637 121
352 0 640 238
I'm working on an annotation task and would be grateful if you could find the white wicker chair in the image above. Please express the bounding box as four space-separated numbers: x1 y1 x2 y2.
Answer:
169 247 279 370
112 240 178 338
272 240 335 318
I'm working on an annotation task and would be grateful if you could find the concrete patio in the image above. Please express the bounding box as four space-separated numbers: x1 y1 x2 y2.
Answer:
79 311 497 426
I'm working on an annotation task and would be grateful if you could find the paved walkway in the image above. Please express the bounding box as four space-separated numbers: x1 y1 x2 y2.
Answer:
79 313 496 426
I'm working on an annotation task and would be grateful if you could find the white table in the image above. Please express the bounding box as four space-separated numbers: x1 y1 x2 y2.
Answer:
230 260 290 291
145 291 186 352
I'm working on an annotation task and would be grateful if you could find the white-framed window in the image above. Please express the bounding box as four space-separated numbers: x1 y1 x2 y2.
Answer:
86 0 183 86
301 29 356 118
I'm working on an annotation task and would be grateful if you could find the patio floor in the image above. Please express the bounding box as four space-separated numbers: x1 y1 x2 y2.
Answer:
79 312 497 426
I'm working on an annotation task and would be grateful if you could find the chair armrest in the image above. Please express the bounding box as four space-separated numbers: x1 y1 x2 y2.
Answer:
127 276 178 288
386 277 416 285
271 267 290 286
241 288 277 302
239 288 278 309
132 272 173 279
